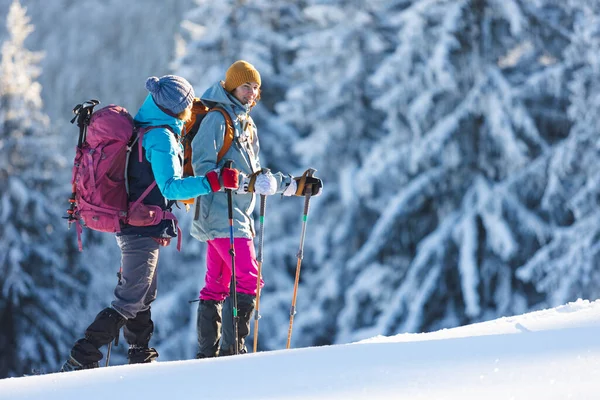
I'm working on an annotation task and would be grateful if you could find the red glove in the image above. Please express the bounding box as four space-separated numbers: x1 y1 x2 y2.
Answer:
206 168 239 192
221 167 239 190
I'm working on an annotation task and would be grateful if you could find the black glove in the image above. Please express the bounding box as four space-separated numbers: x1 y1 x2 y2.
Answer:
283 169 323 197
295 176 322 196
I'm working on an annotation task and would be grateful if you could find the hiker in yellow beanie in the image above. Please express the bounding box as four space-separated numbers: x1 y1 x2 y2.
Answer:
190 60 323 358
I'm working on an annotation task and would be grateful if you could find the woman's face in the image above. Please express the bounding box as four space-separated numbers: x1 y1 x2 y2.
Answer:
232 82 260 105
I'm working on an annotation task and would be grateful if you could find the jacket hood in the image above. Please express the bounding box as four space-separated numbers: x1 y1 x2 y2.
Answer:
200 82 249 113
134 94 184 134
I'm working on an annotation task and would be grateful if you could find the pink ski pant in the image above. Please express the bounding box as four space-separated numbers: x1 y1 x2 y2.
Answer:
199 237 264 301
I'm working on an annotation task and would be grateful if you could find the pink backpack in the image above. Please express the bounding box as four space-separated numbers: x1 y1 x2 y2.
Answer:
66 100 180 251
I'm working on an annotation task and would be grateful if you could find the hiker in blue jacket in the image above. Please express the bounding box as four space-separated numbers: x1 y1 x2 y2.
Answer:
191 60 323 357
61 75 240 372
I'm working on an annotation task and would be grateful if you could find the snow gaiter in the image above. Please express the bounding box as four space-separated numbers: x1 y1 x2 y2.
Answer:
196 299 223 358
124 308 158 363
220 293 256 356
71 307 126 365
124 308 153 347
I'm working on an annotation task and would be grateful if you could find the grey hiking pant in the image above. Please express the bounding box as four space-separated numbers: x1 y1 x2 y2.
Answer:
112 235 160 319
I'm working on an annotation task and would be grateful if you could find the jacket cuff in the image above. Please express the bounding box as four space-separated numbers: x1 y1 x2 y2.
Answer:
206 170 221 192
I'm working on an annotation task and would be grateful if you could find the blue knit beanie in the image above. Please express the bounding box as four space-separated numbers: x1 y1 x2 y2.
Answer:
145 75 195 115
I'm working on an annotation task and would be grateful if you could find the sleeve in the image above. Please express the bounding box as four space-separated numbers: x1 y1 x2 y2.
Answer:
143 128 214 200
191 111 227 176
271 171 294 194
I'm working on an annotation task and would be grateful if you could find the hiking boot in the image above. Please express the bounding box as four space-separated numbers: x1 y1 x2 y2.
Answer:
60 356 99 372
219 346 247 357
128 345 159 364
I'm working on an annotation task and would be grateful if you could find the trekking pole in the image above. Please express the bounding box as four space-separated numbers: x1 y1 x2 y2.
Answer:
105 321 120 367
224 160 240 355
106 265 123 367
71 99 100 146
105 341 112 367
66 100 100 226
286 168 316 349
105 330 120 367
253 193 267 353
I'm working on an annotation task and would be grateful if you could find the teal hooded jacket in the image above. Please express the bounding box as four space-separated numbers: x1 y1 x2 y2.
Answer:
134 94 214 201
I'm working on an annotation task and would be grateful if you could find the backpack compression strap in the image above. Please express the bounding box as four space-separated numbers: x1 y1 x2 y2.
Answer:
129 181 182 251
211 107 235 163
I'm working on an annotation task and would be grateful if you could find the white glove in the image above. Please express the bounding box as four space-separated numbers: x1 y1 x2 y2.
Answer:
282 179 297 196
254 171 277 195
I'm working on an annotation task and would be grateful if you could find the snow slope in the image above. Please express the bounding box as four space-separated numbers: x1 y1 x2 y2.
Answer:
1 299 599 400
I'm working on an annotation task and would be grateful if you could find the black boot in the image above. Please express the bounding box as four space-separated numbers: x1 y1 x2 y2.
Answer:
128 345 159 364
124 309 158 364
62 307 126 372
60 355 99 372
196 300 223 358
220 293 255 356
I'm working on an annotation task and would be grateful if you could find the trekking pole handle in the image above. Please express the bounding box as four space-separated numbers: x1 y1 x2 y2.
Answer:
223 160 234 219
71 99 99 123
300 168 317 185
295 168 317 197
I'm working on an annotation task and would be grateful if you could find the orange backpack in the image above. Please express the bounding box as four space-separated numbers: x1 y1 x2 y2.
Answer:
181 98 234 205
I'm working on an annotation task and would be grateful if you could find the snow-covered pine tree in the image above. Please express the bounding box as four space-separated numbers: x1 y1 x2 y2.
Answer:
516 0 600 306
0 0 87 377
268 0 588 348
0 0 195 135
333 0 577 342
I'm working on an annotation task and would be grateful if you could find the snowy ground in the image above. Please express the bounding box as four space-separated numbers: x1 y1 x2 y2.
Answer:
1 299 599 400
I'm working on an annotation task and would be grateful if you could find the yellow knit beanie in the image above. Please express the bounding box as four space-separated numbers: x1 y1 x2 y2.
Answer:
223 60 261 92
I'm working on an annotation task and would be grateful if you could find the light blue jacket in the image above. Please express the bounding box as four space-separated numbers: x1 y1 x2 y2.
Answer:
190 82 292 241
134 94 214 200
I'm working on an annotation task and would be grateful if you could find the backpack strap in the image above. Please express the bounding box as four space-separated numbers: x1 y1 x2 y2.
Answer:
136 126 152 163
210 107 235 163
184 99 209 137
129 181 158 208
76 220 83 252
135 125 174 163
161 211 182 251
137 127 147 163
125 125 174 195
